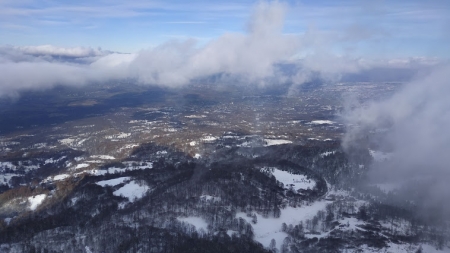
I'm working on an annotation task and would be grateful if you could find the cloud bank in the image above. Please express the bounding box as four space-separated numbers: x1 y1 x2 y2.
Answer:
0 1 443 97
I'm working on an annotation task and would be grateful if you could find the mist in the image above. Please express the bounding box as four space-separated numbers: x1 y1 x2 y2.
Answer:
342 64 450 220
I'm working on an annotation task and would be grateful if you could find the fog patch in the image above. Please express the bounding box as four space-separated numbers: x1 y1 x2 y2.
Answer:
342 64 450 220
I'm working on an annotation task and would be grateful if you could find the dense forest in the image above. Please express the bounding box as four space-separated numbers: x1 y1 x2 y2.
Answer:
0 139 448 253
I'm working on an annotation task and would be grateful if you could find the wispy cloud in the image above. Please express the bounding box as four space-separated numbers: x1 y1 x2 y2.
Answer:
17 45 108 58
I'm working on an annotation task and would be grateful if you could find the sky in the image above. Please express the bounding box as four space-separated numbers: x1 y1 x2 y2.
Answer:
0 0 449 56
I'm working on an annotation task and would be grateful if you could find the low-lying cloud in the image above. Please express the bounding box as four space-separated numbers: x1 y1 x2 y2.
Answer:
17 45 108 58
342 64 450 218
0 1 442 97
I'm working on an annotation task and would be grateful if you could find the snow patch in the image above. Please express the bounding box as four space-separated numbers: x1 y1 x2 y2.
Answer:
237 200 329 251
0 173 21 187
185 115 206 118
320 151 336 157
201 136 217 142
90 155 115 160
105 132 131 140
222 135 239 139
200 195 221 202
124 144 139 149
53 174 70 181
85 160 104 163
336 217 366 232
264 139 292 146
4 218 12 225
44 156 66 164
85 246 93 253
96 177 130 187
0 162 16 170
227 230 237 237
84 162 153 176
308 120 335 125
59 138 74 145
113 181 150 202
75 163 89 169
177 216 209 231
28 194 46 211
74 156 84 162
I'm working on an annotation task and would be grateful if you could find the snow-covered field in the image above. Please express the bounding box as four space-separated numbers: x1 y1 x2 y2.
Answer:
237 200 329 251
334 217 366 233
113 181 150 202
264 139 292 146
264 168 316 191
96 177 130 187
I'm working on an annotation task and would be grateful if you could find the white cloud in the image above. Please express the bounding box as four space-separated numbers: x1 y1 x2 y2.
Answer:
17 45 107 58
342 64 450 216
0 61 89 94
0 1 444 97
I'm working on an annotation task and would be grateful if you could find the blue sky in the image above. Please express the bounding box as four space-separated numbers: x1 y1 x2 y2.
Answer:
1 0 449 57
